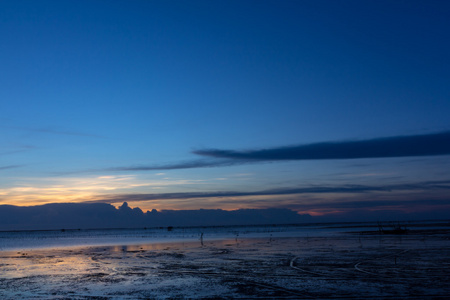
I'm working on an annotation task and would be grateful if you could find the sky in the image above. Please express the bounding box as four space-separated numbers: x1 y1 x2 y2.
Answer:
1 0 450 221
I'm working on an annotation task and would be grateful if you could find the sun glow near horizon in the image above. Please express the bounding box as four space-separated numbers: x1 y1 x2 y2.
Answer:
0 174 186 206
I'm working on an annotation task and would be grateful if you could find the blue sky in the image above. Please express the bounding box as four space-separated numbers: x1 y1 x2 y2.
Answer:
1 0 450 219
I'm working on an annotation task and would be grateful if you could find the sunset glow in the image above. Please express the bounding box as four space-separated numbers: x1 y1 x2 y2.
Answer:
1 0 449 226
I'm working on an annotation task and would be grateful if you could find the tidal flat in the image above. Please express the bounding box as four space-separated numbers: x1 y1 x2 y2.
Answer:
0 229 449 299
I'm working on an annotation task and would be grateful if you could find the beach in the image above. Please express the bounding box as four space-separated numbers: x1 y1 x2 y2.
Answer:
0 227 449 299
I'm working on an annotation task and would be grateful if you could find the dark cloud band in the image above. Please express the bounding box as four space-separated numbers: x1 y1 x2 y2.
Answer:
194 131 450 161
77 131 450 174
90 180 450 204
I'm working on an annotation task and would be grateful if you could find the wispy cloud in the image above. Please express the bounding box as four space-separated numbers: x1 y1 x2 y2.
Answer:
10 126 103 138
101 159 246 172
63 159 249 175
194 131 450 161
0 165 22 171
291 198 450 210
87 180 450 204
0 145 35 156
0 175 208 206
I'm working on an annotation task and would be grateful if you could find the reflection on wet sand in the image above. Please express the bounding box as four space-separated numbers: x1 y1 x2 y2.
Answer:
0 232 449 299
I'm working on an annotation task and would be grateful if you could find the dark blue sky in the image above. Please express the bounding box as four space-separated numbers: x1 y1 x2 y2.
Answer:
1 0 450 220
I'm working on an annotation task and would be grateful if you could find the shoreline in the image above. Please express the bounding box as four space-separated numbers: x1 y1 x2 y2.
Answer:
1 220 448 252
1 230 449 299
1 218 448 233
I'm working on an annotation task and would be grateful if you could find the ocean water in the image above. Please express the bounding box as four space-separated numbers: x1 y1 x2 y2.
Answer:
0 220 447 251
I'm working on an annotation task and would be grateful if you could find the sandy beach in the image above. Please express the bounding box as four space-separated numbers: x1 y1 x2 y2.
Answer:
0 229 449 299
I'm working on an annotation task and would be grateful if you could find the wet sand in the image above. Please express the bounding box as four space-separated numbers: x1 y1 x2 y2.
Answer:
1 230 449 299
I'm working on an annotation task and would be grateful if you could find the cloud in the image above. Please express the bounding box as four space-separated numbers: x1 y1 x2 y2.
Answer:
10 125 102 138
0 165 21 171
88 180 450 204
282 196 450 222
279 197 450 211
194 131 450 161
0 145 35 156
102 159 244 172
85 131 450 174
0 202 308 230
61 131 450 175
65 159 253 175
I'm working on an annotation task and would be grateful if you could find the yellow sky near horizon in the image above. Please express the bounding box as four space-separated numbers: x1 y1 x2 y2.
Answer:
0 174 322 214
2 173 449 218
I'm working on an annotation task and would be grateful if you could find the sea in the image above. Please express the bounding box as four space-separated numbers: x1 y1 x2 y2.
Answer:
0 220 448 251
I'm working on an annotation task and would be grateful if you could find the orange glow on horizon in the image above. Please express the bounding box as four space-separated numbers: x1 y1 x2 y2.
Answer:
2 175 447 219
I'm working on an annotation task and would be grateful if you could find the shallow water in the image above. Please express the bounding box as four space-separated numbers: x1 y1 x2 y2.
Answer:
0 229 449 299
0 220 448 251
